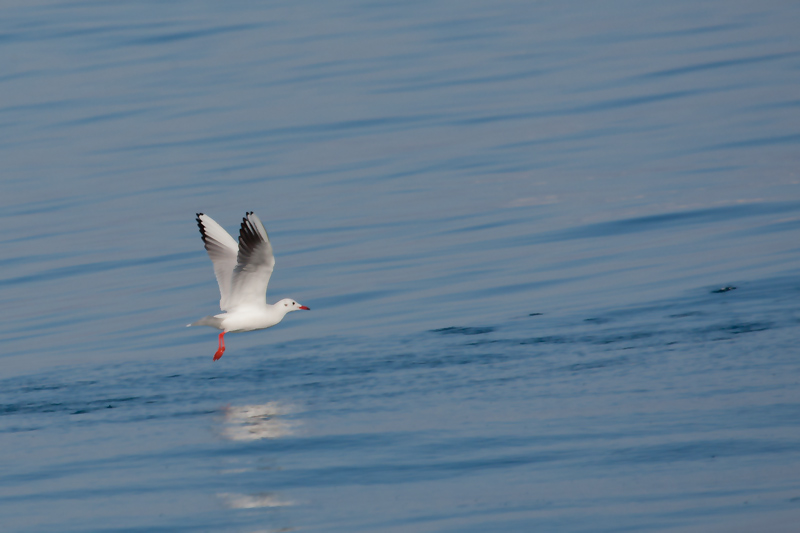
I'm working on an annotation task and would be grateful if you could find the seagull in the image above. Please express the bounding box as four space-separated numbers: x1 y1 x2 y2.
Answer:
188 212 309 360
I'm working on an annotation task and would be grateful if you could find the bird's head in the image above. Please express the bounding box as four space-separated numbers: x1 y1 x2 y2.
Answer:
278 298 310 313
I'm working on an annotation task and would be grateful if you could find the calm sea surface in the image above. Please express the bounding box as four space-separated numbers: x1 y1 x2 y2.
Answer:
2 1 800 531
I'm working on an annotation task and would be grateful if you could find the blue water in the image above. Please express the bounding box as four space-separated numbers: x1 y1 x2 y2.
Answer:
2 0 800 531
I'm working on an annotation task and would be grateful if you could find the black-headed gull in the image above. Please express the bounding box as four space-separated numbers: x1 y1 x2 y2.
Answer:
188 212 309 360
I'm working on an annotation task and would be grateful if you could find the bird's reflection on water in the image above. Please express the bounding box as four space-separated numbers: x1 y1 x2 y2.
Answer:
217 491 294 509
217 403 298 513
220 402 298 441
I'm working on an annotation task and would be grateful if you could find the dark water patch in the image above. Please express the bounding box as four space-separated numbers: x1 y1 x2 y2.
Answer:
0 252 85 269
564 356 629 373
0 425 41 434
711 286 737 293
702 321 774 336
0 20 174 45
634 51 797 81
1 401 66 415
55 108 150 127
1 396 153 418
374 67 553 94
612 438 799 465
479 330 658 347
682 320 775 342
494 203 800 251
517 334 573 345
17 383 70 393
555 202 800 241
464 334 572 347
562 88 711 116
123 23 264 46
702 132 800 152
0 96 87 117
668 311 704 318
584 317 611 324
581 21 749 45
501 124 650 150
275 66 380 89
453 88 712 128
587 331 656 345
432 326 495 336
441 218 521 235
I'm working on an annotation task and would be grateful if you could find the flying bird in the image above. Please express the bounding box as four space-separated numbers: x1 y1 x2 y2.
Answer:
188 212 309 360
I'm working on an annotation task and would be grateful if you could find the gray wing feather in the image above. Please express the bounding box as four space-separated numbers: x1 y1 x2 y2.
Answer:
196 213 239 310
228 212 275 310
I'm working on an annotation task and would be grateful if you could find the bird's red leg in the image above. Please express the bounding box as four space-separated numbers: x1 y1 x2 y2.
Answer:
213 331 226 361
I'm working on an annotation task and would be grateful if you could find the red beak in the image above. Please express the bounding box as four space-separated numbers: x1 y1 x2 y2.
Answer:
298 305 310 310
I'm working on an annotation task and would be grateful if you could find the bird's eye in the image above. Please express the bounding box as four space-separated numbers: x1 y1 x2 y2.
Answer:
292 302 296 305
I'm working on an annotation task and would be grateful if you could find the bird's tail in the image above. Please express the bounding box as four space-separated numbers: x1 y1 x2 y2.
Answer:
187 315 224 328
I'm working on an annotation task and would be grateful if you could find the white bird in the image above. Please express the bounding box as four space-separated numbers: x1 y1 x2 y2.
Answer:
188 212 309 360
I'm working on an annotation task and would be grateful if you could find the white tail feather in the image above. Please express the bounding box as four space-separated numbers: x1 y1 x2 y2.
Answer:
189 315 224 328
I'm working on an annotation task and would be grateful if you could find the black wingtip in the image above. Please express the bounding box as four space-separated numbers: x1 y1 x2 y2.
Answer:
196 214 208 243
241 212 255 236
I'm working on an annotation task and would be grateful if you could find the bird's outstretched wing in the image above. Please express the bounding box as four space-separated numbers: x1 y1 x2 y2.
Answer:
227 212 275 310
196 213 239 311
